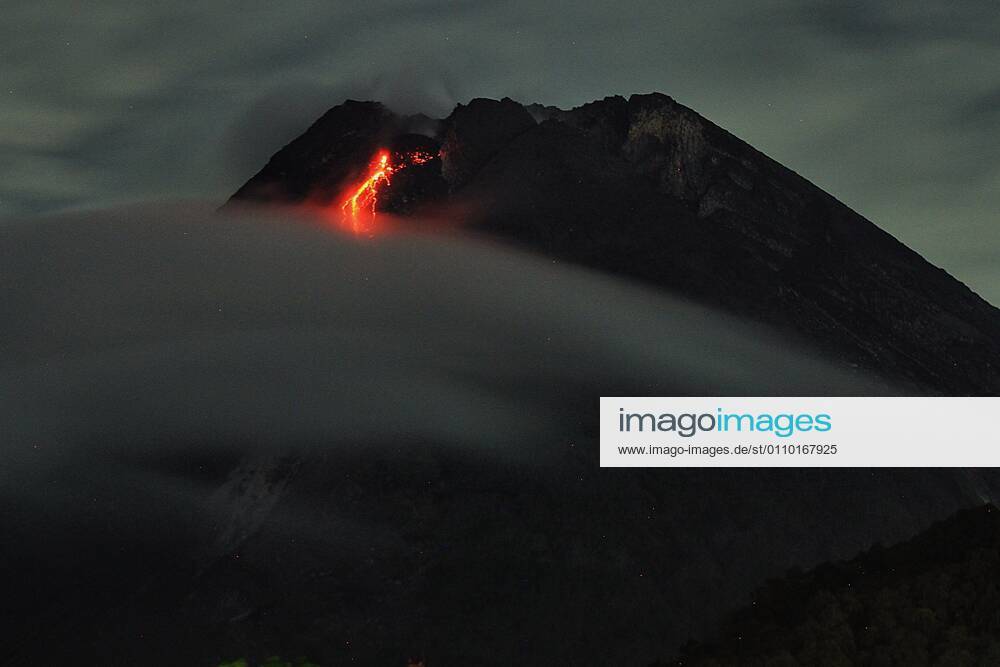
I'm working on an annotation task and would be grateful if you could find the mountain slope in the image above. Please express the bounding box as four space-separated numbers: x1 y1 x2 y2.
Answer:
231 93 1000 395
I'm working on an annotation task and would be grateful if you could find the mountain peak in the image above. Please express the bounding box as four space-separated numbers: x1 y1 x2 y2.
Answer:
228 93 1000 394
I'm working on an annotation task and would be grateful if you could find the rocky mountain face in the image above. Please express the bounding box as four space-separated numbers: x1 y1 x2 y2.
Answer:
230 93 1000 396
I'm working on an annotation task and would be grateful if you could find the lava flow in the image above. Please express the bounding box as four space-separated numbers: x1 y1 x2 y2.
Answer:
337 148 435 233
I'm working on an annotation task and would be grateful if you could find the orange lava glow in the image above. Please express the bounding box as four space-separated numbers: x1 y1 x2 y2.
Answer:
336 148 435 233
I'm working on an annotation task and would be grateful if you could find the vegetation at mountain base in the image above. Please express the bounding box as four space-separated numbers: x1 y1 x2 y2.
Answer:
659 505 1000 667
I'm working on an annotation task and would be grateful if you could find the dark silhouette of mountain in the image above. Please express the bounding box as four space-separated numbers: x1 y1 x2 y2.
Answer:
661 504 1000 666
230 94 1000 396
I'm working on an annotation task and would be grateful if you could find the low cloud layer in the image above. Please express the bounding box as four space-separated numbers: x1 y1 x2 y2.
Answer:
2 204 884 488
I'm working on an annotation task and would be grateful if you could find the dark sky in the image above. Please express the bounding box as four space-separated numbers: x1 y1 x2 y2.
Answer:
3 0 998 302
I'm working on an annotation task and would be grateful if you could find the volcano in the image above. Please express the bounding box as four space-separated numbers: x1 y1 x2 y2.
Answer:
9 95 1000 667
229 94 1000 396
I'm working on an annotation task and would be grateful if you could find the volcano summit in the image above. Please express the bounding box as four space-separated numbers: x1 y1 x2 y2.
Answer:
230 93 1000 396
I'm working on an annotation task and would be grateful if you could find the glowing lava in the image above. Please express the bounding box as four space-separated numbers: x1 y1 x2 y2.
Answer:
337 148 435 233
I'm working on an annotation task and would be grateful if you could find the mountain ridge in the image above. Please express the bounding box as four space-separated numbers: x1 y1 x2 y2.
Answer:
665 503 1000 665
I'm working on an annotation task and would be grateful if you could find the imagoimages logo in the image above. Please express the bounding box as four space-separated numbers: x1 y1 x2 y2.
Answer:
603 397 1000 467
618 407 832 438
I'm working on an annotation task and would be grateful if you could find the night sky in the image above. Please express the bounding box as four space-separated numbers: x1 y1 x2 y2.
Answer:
4 0 998 302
